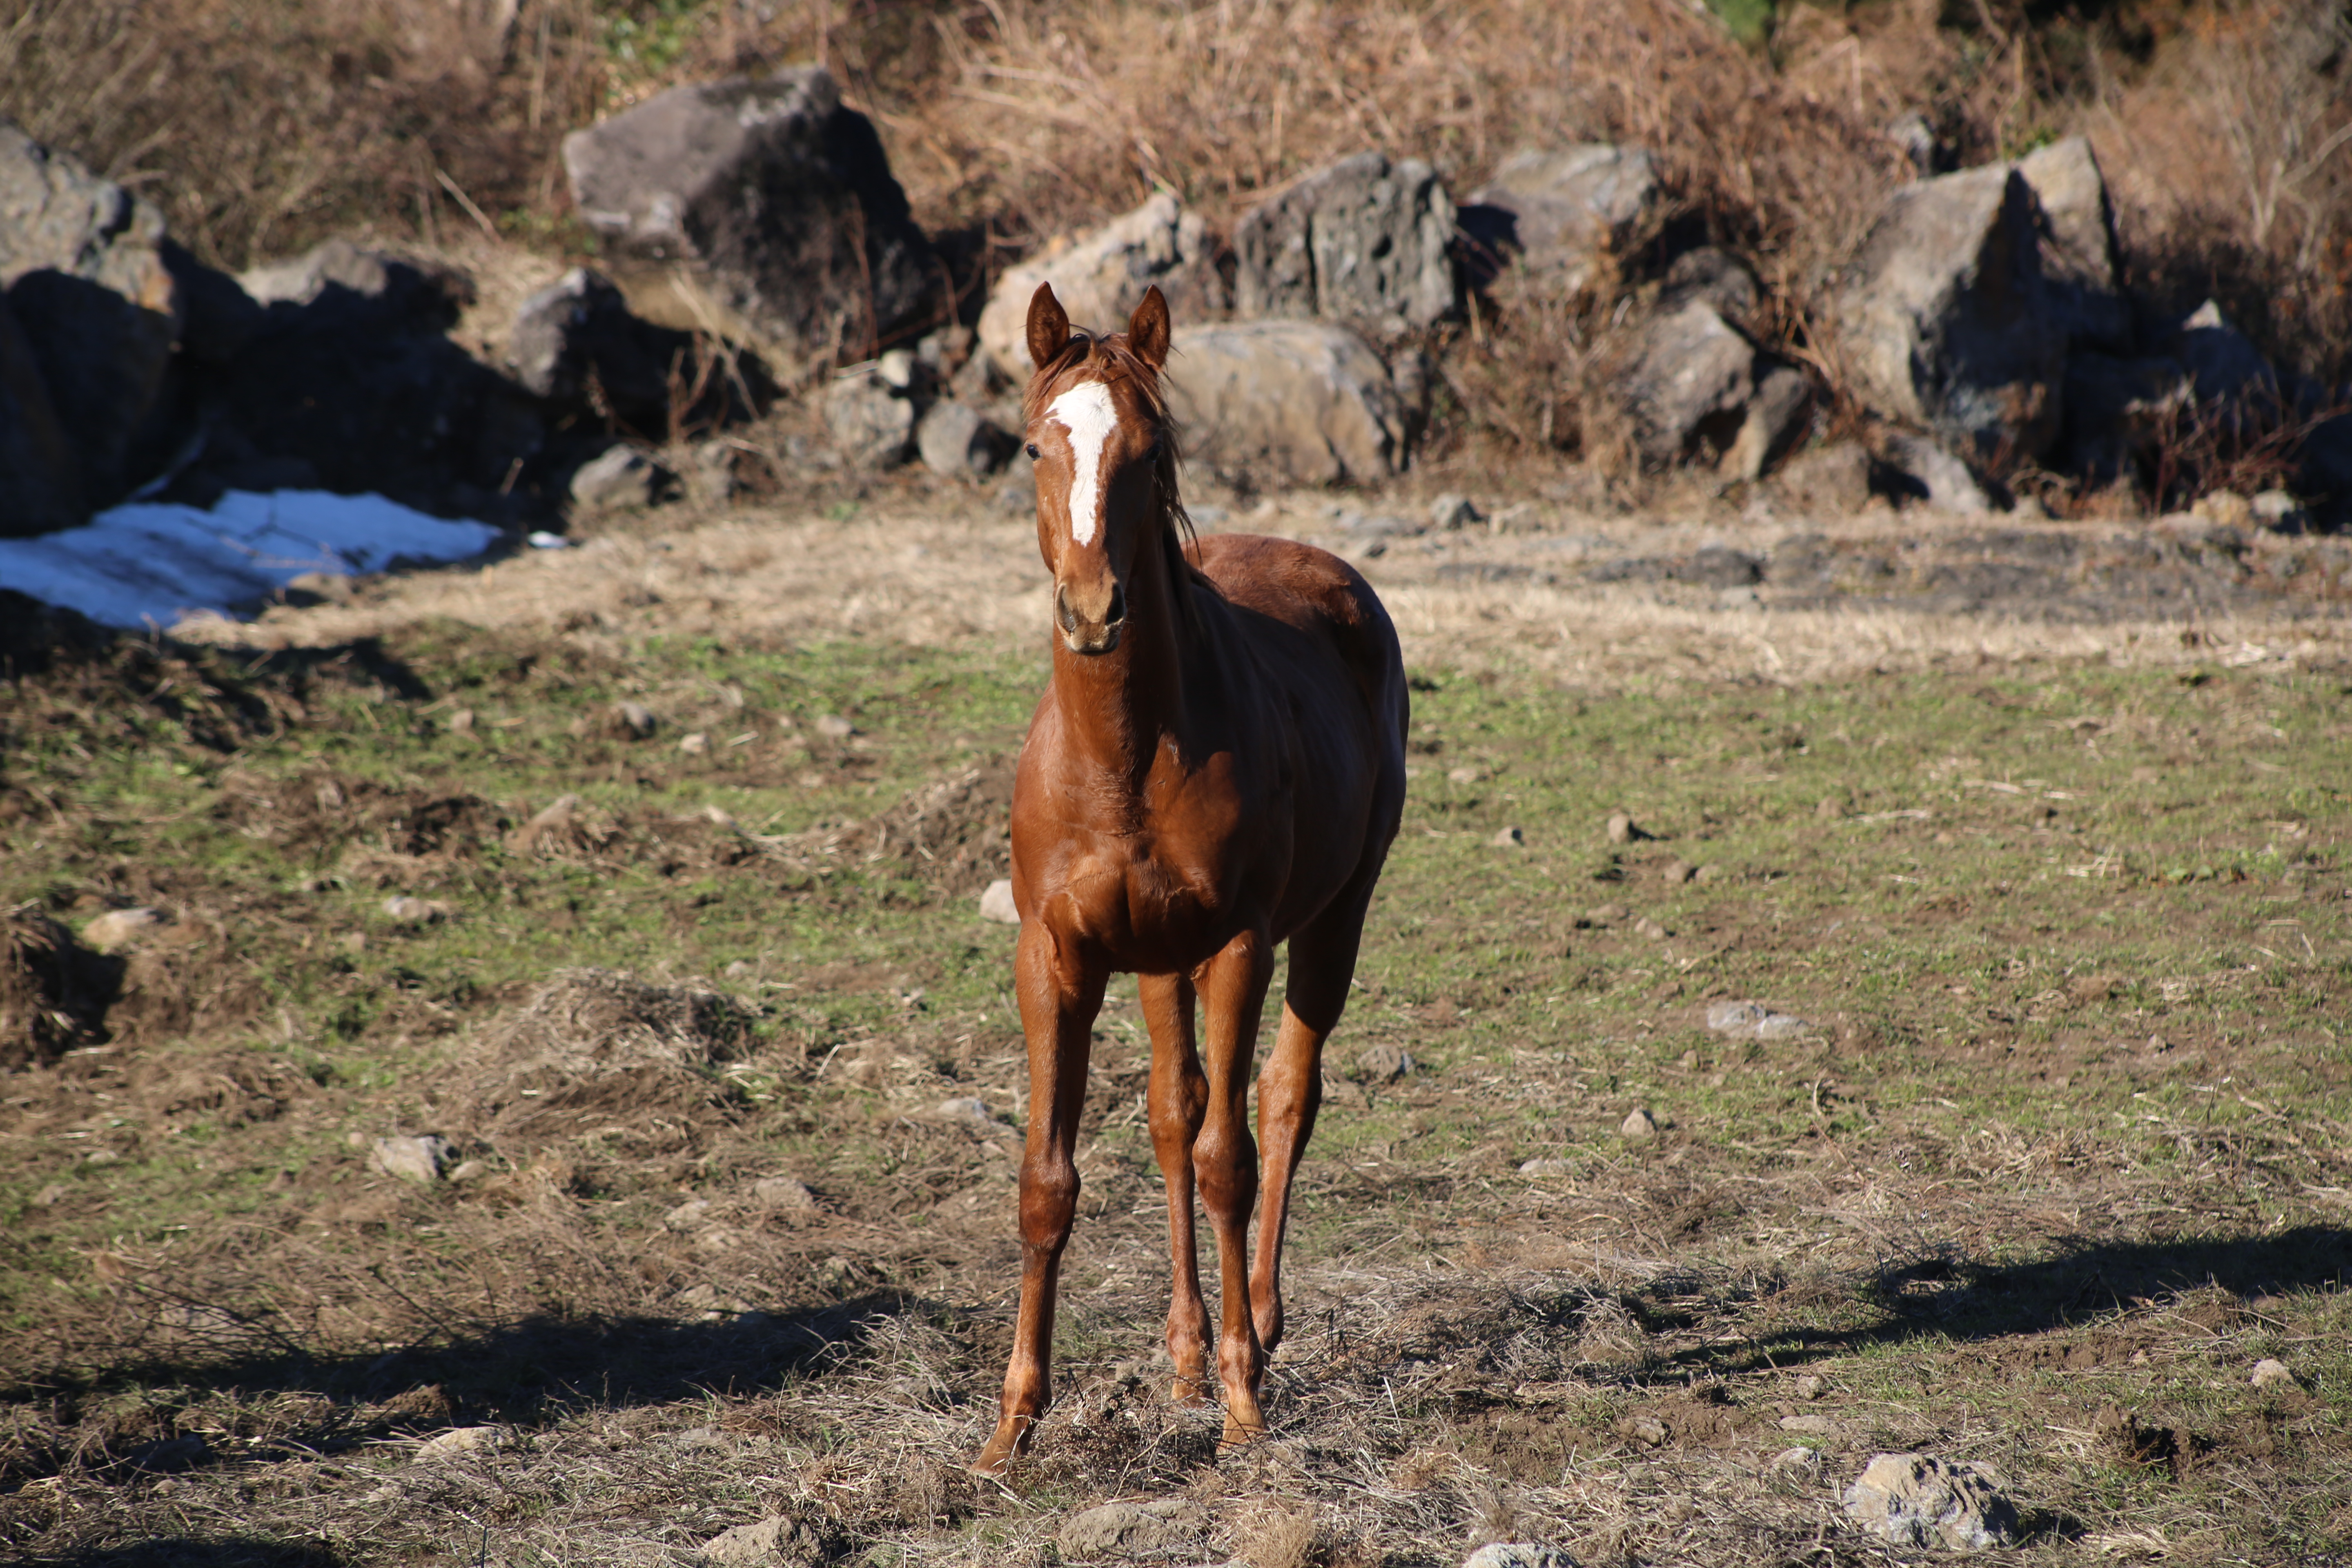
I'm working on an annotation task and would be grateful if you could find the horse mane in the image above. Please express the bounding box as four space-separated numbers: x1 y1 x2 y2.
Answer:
1025 330 1216 620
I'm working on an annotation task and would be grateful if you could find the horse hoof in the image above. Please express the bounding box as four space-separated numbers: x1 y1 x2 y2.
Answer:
1219 1413 1270 1448
972 1423 1031 1475
1169 1375 1208 1407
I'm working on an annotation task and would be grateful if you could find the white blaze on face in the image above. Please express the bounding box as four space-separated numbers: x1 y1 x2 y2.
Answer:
1044 381 1120 547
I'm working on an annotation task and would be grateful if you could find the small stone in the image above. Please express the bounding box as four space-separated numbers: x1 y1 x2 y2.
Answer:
1622 1414 1669 1447
81 907 162 951
2250 490 2304 532
570 444 667 512
1661 859 1695 885
616 701 658 738
935 1096 1004 1130
1693 862 1726 884
1491 825 1525 847
1795 1374 1825 1401
753 1176 817 1212
2251 1358 2294 1388
1430 493 1481 531
700 1511 835 1568
1605 811 1638 844
1355 1041 1417 1082
1843 1452 2021 1552
367 1133 454 1185
412 1425 499 1460
1581 903 1628 928
1058 1500 1210 1560
1773 1445 1824 1481
445 1160 485 1183
1620 1107 1659 1141
446 708 476 734
664 1198 715 1231
382 895 452 924
1779 1413 1839 1435
1462 1546 1577 1568
31 1183 68 1206
814 713 855 739
1517 1157 1575 1177
1631 916 1668 941
679 731 710 756
978 879 1021 924
1447 765 1484 784
1755 1011 1813 1040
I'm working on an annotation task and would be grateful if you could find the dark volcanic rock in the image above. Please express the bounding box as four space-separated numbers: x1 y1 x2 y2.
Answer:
1234 151 1457 327
562 68 939 375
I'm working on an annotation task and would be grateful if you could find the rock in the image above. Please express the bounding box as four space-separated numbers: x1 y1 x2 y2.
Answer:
1235 151 1457 326
616 703 658 738
1833 163 2062 463
2167 299 2276 405
1581 904 1628 927
570 445 668 512
2250 1357 2294 1388
1693 862 1727 884
562 69 938 376
1620 302 1755 469
978 192 1224 380
1621 1414 1669 1447
1491 825 1525 847
1843 1453 2021 1551
916 399 1017 479
1605 812 1640 844
1461 144 1661 298
369 1134 454 1184
1461 1546 1578 1568
209 239 544 514
1795 1374 1826 1401
1518 1157 1574 1177
692 440 742 500
1164 320 1409 485
1430 493 1480 531
1705 1001 1813 1039
1779 1413 1840 1436
1057 1500 1209 1560
509 266 702 431
1661 860 1696 885
0 122 182 514
753 1176 817 1212
1886 112 1941 176
935 1096 1006 1131
1620 1107 1659 1140
1631 917 1668 941
699 1510 837 1568
414 1429 501 1467
1772 439 1873 516
1355 1041 1417 1082
381 896 452 924
978 879 1020 925
80 907 161 952
822 367 914 468
1661 245 1760 319
2250 490 2305 532
679 732 710 756
1726 364 1814 481
1877 432 1990 514
1773 1445 1825 1481
665 1198 715 1230
813 714 855 739
2060 354 2189 483
2015 136 2130 354
0 292 82 533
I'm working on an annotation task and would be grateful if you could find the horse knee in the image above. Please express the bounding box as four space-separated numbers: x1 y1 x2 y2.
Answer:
1018 1158 1080 1250
1192 1124 1258 1218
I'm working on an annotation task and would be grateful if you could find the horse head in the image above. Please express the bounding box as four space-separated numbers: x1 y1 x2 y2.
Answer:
1022 282 1177 657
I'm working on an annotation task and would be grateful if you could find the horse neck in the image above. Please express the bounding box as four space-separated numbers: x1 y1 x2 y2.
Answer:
1051 512 1190 787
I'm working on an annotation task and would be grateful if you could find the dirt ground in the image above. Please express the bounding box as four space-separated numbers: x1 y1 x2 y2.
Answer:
3 474 2349 1568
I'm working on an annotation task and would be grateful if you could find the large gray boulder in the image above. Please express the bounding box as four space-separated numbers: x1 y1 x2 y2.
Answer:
978 192 1224 381
509 266 699 430
1833 163 2063 464
1462 144 1661 297
1234 151 1457 327
563 68 938 378
0 122 183 516
0 293 82 534
1620 301 1757 468
1843 1453 2021 1552
2016 136 2129 354
1165 320 1408 485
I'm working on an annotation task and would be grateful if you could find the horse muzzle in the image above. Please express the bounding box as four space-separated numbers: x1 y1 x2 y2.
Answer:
1054 578 1126 656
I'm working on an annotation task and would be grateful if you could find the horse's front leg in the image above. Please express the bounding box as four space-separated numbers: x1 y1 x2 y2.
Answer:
1192 925 1274 1445
974 919 1104 1474
1139 971 1209 1402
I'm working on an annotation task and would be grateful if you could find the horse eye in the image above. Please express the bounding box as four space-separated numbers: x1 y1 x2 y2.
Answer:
1025 442 1040 461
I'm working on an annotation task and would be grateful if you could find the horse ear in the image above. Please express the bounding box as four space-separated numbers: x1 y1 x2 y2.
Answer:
1026 283 1071 374
1127 285 1171 370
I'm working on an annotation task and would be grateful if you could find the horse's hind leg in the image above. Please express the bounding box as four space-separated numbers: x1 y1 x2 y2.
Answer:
1139 971 1210 1403
1192 926 1274 1445
1250 870 1382 1356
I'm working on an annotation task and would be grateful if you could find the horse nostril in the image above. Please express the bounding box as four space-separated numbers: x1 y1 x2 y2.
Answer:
1105 584 1125 625
1056 585 1080 634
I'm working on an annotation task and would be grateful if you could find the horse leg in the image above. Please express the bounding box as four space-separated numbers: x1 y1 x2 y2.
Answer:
975 920 1105 1474
1192 925 1274 1445
1251 871 1382 1355
1139 971 1211 1403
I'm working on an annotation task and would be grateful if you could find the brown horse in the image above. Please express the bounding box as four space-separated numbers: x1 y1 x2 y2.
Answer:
975 281 1408 1473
